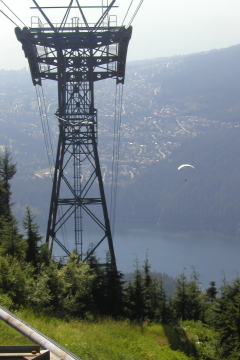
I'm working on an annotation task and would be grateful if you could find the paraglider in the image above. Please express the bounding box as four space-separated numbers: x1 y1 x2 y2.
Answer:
178 164 195 182
178 164 195 170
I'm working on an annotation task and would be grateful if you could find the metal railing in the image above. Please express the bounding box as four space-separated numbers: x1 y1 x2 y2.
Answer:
0 305 82 360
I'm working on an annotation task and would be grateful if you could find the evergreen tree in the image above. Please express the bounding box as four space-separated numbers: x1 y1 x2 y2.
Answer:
0 255 35 307
212 278 240 358
27 261 63 313
59 253 96 317
142 256 167 322
172 271 188 321
101 252 125 317
23 205 42 266
206 281 218 302
172 268 205 321
0 216 25 259
38 242 51 266
186 268 205 321
0 147 17 219
142 256 152 314
87 251 125 317
86 248 106 316
0 181 8 218
124 257 168 322
0 149 24 259
151 275 168 323
125 259 145 320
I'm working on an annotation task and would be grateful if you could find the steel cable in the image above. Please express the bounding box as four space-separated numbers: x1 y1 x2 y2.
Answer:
127 0 145 26
122 0 134 26
110 85 119 230
40 86 55 176
110 83 124 237
112 85 123 237
35 85 69 253
0 9 18 26
35 86 54 176
0 0 27 27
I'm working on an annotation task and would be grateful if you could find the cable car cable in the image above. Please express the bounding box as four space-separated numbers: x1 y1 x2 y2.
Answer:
127 0 145 26
122 0 134 26
35 85 69 252
0 9 19 26
0 0 27 27
110 83 124 237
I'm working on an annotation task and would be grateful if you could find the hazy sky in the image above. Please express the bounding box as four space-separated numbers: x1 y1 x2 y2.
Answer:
1 0 240 70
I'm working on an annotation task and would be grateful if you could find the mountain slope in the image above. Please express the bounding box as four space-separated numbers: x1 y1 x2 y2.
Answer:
0 45 240 233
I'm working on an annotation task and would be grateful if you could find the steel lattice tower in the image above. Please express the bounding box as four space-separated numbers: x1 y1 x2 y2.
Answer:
15 0 132 270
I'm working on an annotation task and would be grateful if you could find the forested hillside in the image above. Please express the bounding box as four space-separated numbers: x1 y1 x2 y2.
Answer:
1 44 240 233
0 152 240 358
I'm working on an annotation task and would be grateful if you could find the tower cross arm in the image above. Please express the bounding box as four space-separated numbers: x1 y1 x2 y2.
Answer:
20 27 132 49
15 25 132 86
15 27 41 86
117 26 132 84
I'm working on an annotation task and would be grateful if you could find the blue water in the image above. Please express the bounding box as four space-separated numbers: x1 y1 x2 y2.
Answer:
47 222 240 290
112 226 240 289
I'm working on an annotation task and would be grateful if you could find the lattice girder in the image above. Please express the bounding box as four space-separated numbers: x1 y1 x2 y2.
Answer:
15 26 132 85
15 3 132 269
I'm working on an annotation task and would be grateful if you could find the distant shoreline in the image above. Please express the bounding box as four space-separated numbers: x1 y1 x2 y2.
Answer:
115 220 238 240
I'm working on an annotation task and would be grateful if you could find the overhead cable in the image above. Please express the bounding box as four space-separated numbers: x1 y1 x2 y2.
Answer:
35 85 69 252
110 83 124 237
122 0 134 26
127 0 145 26
113 85 124 237
110 86 119 232
41 87 69 251
0 9 19 26
35 85 54 177
0 0 27 27
40 85 55 174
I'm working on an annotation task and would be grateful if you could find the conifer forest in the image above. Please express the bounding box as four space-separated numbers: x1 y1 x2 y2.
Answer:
1 148 240 359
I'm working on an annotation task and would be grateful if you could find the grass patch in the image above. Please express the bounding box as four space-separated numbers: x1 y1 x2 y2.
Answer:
0 321 34 345
0 310 191 360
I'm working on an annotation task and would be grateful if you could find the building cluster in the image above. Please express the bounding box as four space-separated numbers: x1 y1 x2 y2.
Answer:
0 61 236 185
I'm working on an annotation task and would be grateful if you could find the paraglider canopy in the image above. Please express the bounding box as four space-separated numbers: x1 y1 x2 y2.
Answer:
178 164 195 170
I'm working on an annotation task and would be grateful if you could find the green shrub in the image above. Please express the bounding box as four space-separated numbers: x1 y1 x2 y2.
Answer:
180 320 219 359
0 293 13 309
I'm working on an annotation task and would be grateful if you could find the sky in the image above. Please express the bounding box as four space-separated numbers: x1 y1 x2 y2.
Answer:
1 0 240 70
